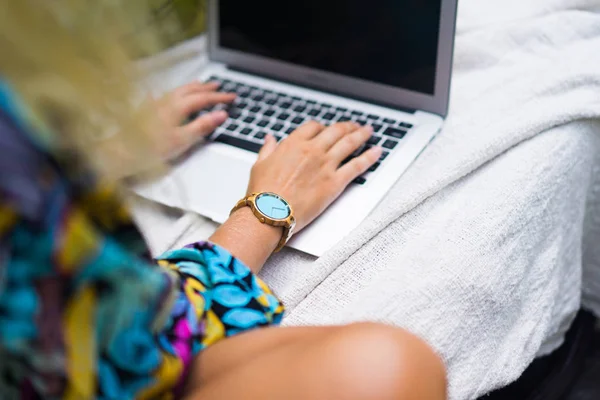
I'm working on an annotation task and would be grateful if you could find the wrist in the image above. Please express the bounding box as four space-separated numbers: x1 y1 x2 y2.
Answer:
230 206 283 247
209 207 282 274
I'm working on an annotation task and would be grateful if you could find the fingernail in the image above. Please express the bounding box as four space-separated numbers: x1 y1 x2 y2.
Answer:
365 125 374 133
210 110 228 124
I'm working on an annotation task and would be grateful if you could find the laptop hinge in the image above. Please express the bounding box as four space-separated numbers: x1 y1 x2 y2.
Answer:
229 66 417 115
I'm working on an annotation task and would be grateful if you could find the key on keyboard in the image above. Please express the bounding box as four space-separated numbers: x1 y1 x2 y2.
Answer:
382 139 398 149
215 134 262 153
367 136 381 145
382 127 407 139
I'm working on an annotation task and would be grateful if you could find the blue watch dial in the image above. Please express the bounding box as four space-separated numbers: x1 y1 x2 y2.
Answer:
255 193 291 220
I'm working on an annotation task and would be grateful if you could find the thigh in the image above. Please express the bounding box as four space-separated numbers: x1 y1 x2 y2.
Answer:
184 333 332 400
184 323 447 400
186 325 340 387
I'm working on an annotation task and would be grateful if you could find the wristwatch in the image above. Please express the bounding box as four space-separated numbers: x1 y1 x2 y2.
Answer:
230 192 296 252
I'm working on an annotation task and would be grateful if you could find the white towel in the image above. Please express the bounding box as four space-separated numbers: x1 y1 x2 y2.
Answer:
132 1 600 398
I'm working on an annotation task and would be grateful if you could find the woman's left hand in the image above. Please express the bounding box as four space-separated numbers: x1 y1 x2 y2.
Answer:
155 81 236 159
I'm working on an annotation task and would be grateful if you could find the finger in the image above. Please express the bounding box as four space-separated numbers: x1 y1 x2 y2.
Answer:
181 110 229 141
257 134 278 161
288 120 326 141
175 81 221 97
177 92 237 117
190 81 222 94
201 81 222 90
327 126 374 163
337 146 383 184
312 122 360 150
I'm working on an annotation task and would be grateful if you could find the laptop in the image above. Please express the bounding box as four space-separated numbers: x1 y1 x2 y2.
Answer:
135 0 458 256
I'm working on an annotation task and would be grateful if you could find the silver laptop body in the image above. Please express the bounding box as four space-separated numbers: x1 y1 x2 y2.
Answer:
136 0 458 256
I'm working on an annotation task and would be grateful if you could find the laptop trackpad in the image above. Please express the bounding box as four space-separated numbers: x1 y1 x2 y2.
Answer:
174 146 253 222
133 145 253 223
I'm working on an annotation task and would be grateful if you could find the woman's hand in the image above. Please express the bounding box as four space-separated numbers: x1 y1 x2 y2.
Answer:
96 81 234 179
247 121 382 232
210 121 381 272
154 81 236 160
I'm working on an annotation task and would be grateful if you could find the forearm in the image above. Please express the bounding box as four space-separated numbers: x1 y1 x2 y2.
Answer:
209 207 281 274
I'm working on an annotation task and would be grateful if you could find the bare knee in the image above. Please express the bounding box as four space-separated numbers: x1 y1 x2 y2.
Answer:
318 322 447 400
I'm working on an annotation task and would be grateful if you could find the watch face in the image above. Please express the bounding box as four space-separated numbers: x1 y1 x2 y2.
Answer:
255 193 291 220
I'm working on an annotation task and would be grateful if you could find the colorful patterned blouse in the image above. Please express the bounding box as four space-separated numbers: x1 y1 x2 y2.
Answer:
0 83 284 399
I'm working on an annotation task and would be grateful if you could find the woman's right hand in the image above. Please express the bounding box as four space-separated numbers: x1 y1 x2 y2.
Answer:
247 121 382 232
210 121 381 272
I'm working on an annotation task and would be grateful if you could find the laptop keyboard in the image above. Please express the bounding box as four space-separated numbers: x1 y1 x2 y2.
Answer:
199 75 415 185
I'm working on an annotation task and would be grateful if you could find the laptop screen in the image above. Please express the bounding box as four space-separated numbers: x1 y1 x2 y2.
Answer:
218 1 442 95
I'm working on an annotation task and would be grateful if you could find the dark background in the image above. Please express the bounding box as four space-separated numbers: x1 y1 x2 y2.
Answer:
566 327 600 400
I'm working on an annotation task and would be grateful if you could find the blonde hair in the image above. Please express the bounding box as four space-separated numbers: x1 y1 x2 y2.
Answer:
0 1 181 179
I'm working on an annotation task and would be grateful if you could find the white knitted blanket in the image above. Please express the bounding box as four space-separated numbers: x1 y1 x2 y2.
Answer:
132 1 600 398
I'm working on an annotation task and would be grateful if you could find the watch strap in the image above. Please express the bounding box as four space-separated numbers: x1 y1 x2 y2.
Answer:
274 225 291 253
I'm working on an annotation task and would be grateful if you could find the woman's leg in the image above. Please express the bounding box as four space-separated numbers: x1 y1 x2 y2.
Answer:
189 325 340 384
185 322 447 400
